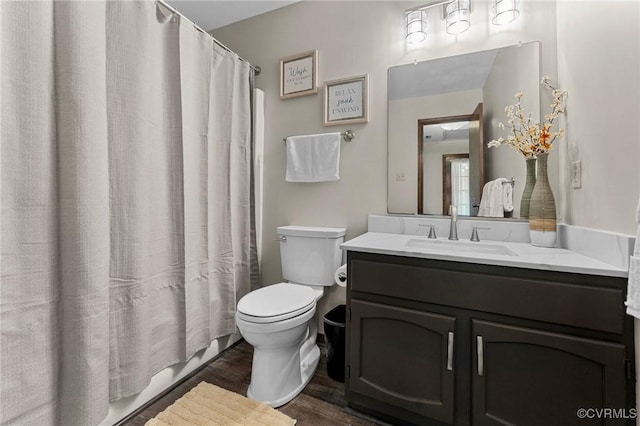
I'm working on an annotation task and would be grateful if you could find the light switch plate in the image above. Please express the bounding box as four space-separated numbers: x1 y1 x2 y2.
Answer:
571 160 582 189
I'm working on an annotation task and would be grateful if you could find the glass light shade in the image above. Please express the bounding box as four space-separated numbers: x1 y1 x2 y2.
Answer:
492 0 519 25
445 0 471 35
406 10 427 44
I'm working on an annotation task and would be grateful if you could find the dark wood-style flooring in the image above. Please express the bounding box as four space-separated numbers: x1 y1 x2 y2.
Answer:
123 340 381 426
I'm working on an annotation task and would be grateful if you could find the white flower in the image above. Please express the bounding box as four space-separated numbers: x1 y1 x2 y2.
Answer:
488 77 567 158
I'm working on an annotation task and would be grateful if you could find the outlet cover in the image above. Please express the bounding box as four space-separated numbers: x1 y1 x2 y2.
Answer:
396 172 407 182
571 160 582 189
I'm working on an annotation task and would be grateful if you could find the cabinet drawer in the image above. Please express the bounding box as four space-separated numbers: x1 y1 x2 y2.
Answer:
350 256 625 334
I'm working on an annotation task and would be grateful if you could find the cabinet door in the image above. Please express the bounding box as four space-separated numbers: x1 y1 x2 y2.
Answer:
350 299 456 424
472 320 628 426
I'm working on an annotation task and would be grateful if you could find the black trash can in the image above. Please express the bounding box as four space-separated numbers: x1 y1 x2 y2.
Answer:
323 304 346 382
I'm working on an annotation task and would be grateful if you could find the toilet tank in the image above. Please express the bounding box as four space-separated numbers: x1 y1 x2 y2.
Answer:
277 226 346 286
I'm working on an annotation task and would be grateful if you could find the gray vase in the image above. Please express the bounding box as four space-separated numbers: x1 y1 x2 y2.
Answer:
529 153 557 247
520 157 537 219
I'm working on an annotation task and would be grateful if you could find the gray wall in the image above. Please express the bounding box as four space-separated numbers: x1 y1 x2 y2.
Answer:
483 43 541 217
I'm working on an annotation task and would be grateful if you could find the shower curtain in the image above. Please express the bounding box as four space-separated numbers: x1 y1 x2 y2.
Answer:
0 1 257 425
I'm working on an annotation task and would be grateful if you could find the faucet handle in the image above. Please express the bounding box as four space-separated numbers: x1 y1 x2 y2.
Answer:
428 224 437 239
470 226 491 242
417 223 437 239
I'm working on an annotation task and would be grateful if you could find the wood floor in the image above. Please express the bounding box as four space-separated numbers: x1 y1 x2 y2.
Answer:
123 340 381 426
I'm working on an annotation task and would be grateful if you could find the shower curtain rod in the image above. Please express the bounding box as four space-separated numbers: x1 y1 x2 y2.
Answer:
155 0 261 76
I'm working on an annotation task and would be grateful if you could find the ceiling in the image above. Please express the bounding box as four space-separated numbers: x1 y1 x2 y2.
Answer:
389 48 499 101
166 0 299 31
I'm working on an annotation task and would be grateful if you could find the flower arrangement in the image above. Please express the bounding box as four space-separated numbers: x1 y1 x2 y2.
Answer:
488 76 567 158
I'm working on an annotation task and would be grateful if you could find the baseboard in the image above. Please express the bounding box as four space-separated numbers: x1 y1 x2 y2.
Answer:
344 406 395 426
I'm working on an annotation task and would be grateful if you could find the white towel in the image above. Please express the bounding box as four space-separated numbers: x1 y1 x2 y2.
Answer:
478 178 509 217
503 181 514 213
626 257 640 318
626 196 640 318
285 133 341 182
489 178 507 217
477 181 493 217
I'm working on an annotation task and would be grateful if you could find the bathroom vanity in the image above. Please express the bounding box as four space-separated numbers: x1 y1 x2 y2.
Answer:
341 231 635 426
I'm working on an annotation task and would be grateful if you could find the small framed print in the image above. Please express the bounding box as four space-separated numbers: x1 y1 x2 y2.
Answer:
323 74 369 126
280 50 318 99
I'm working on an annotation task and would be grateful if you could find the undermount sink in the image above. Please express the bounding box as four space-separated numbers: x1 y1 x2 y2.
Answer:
405 238 518 257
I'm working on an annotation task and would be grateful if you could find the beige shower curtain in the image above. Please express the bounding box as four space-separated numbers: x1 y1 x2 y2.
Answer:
0 1 256 425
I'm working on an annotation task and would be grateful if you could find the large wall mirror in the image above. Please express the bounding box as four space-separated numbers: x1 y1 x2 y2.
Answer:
388 41 541 218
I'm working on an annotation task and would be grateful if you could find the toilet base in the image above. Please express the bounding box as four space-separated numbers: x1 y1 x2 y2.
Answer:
247 343 320 408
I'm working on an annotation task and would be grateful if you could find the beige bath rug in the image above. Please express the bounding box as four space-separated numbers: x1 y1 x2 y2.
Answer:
145 382 296 426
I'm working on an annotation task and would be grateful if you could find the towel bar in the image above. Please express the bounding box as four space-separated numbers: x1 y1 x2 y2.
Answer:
283 130 355 143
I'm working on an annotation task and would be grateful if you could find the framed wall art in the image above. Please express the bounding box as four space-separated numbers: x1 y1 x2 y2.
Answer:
323 74 369 126
279 50 318 99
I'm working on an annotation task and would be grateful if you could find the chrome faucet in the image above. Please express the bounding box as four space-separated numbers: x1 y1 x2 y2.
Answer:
448 205 458 240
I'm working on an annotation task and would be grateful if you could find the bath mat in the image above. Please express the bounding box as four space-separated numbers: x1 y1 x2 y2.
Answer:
145 382 296 426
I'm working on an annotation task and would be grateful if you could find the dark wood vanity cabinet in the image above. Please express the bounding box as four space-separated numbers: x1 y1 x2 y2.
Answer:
472 320 627 426
345 252 635 426
350 300 456 424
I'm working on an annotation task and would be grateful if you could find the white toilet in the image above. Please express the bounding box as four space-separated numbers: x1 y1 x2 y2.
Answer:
235 225 346 407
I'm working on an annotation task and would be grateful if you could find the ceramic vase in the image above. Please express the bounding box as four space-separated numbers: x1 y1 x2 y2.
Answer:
520 157 537 219
528 153 556 247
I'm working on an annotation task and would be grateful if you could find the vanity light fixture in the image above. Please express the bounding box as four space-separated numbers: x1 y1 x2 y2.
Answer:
445 0 471 35
406 0 520 44
405 0 450 43
406 10 428 44
491 0 520 25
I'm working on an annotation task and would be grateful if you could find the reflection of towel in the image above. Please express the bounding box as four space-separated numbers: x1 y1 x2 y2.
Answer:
626 197 640 318
478 181 494 217
478 178 510 217
503 181 514 213
285 133 341 182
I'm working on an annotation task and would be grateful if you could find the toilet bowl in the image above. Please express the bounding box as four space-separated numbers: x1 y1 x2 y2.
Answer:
235 225 346 407
236 282 321 407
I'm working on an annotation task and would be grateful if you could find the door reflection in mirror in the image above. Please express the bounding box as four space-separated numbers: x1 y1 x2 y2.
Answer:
418 104 483 216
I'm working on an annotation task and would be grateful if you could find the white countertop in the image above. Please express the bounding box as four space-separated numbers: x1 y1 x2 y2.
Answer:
340 232 629 278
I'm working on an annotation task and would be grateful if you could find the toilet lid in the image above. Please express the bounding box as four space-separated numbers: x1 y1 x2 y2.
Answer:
237 283 316 323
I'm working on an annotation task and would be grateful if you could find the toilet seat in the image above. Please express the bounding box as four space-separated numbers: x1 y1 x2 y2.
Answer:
237 282 316 324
